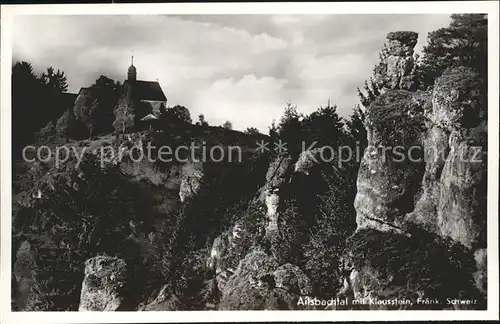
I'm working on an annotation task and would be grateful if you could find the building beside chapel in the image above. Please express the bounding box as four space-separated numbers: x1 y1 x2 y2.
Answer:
114 57 168 132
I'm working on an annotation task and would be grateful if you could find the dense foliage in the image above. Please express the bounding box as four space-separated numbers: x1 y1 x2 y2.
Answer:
13 155 155 310
12 62 69 154
420 14 487 87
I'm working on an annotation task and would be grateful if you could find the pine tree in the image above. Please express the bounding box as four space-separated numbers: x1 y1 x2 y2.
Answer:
420 14 487 87
357 44 386 108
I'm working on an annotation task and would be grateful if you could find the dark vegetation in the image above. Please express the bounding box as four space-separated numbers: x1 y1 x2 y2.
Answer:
346 227 484 309
13 155 156 310
12 63 69 154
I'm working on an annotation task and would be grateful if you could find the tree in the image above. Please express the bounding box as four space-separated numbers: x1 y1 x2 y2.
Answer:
357 77 381 109
222 121 233 130
357 44 387 108
38 67 70 124
196 114 209 127
302 103 345 148
168 105 192 124
345 105 368 173
89 76 121 135
303 169 357 297
55 107 80 139
12 62 40 152
39 67 68 93
113 83 136 135
12 62 70 153
276 103 304 158
74 75 120 138
36 121 56 141
420 14 487 87
268 120 279 143
244 127 261 136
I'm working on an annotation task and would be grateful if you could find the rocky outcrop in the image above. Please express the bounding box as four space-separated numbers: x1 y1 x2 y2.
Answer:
375 31 419 91
404 123 449 232
179 161 204 202
354 90 426 232
356 66 486 243
206 233 233 291
294 147 325 175
473 248 487 295
207 235 229 274
432 67 487 250
12 240 35 310
139 285 183 311
78 256 129 311
431 66 486 131
219 250 312 310
73 88 97 130
273 263 312 296
261 155 293 236
405 67 487 250
352 64 487 308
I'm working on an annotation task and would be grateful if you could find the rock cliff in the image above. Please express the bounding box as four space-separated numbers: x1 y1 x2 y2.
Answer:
374 31 419 91
79 256 129 311
349 31 487 308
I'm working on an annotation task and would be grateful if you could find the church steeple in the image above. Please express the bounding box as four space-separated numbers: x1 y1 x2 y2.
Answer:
127 56 137 81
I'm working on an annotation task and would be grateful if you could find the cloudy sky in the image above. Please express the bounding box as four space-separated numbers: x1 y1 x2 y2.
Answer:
13 14 451 132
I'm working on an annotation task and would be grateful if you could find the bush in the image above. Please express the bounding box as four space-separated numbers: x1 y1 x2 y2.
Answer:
302 169 357 297
244 127 261 136
222 121 233 130
345 227 483 308
13 154 155 310
270 198 307 264
36 121 56 141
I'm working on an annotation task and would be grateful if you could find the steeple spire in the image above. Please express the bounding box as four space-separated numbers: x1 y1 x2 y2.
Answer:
128 55 137 81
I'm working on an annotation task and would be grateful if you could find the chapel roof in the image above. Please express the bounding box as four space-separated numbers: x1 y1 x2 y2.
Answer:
125 79 167 102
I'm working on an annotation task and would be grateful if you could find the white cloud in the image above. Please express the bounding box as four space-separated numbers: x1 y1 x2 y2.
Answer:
12 14 452 132
192 75 288 132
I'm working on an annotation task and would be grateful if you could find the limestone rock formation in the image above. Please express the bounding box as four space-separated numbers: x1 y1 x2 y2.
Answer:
354 90 426 232
431 66 486 131
139 285 182 311
433 68 487 250
206 233 233 291
78 256 129 311
355 66 486 245
179 161 204 202
261 155 293 236
404 67 487 250
219 251 312 310
473 248 487 295
404 123 449 232
294 147 333 175
352 65 487 308
265 154 294 189
207 235 229 274
386 31 418 56
375 31 419 91
437 131 487 249
273 263 312 296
